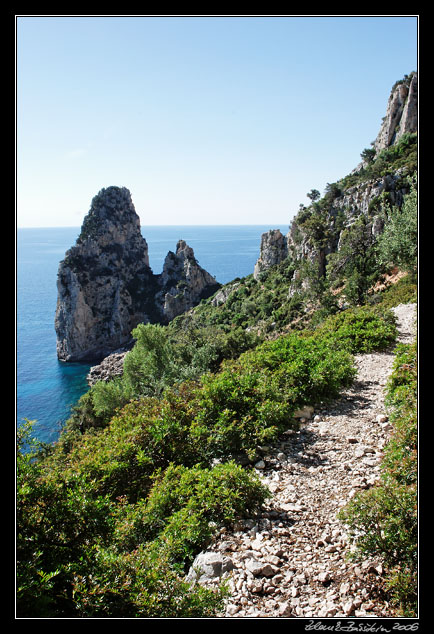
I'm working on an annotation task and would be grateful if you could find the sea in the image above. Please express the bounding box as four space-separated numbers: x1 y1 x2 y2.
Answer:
16 224 289 445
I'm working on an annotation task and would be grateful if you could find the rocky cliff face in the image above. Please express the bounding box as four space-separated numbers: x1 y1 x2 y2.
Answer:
373 72 417 153
55 186 220 362
253 230 288 280
155 240 220 321
253 73 417 281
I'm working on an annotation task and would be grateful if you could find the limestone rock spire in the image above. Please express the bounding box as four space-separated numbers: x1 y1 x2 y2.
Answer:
55 186 220 362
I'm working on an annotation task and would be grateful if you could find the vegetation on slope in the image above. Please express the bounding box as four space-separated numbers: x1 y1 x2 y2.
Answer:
16 299 409 617
17 128 418 617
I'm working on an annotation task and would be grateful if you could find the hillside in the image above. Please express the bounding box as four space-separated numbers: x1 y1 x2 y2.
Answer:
17 73 418 619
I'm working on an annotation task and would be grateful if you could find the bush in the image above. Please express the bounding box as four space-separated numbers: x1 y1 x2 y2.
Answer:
192 367 294 460
128 462 270 563
16 421 116 617
60 385 203 503
314 306 397 353
16 424 266 617
70 543 228 618
123 323 180 397
192 331 356 460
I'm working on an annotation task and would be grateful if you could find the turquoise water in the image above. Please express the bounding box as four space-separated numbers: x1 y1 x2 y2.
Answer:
16 224 289 444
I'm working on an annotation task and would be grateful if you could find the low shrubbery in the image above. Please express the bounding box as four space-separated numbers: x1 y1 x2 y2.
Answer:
17 295 413 616
313 305 398 353
192 331 357 460
17 420 267 617
21 305 390 616
338 342 417 616
66 320 263 433
339 132 417 189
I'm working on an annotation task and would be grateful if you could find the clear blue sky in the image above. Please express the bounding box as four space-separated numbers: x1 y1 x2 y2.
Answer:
16 15 418 227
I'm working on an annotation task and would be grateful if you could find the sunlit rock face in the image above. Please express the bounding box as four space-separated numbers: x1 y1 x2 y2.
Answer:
253 229 288 280
155 240 221 322
373 72 417 153
55 186 220 362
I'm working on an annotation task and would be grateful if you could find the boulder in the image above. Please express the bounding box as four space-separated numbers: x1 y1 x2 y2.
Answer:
186 551 234 585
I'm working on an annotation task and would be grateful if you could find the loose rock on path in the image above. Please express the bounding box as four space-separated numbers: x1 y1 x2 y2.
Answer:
187 303 417 618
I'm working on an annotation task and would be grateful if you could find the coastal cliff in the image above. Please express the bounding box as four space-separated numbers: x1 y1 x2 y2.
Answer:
253 72 417 284
155 239 221 322
55 187 220 362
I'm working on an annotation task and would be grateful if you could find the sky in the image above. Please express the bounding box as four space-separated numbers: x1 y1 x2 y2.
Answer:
16 15 418 228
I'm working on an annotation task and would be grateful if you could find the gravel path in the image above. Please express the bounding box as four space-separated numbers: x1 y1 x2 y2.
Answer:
188 303 417 618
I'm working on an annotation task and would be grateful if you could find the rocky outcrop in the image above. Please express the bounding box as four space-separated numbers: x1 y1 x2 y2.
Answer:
253 230 289 280
373 72 417 153
55 186 220 362
211 281 241 307
55 187 157 362
86 348 129 386
155 240 220 322
286 170 410 267
253 73 417 280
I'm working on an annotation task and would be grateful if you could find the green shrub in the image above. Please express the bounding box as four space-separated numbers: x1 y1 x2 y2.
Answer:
61 385 202 502
382 343 417 488
91 377 133 420
16 421 116 617
65 389 107 434
192 332 356 460
314 306 397 353
70 543 228 618
339 133 417 189
376 175 417 276
17 424 265 617
133 462 270 563
339 483 417 613
123 323 181 397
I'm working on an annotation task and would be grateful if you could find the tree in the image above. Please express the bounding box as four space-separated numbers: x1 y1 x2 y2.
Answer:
376 175 417 276
122 323 180 397
327 215 379 306
324 182 341 201
361 147 376 164
307 189 321 202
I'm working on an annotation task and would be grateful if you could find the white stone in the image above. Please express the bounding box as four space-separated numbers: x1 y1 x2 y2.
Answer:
376 414 388 424
278 601 292 617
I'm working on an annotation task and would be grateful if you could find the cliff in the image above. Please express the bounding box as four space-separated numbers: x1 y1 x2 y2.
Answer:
373 72 417 153
155 240 220 321
55 186 220 362
253 230 288 280
253 73 417 283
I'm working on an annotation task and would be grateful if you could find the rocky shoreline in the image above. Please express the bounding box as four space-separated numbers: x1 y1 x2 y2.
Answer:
86 346 130 386
186 303 417 618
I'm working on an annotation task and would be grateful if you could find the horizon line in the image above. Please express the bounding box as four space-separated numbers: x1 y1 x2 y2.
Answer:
17 222 291 229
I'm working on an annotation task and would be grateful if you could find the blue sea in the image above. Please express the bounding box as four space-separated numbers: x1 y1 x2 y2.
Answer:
17 224 289 444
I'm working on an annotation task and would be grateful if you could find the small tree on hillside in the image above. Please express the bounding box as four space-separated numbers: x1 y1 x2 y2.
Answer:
376 175 417 277
327 215 379 306
361 147 376 164
307 189 321 203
